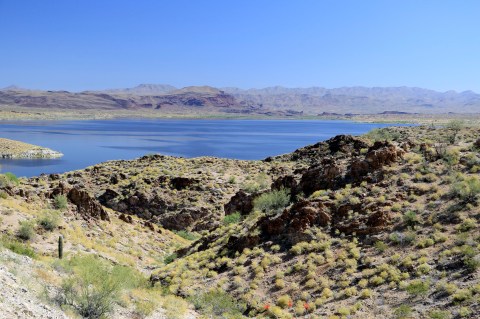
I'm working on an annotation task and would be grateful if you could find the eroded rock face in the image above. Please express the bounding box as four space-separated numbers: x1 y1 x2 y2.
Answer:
327 134 369 155
67 188 109 221
159 207 211 231
271 175 298 191
335 210 391 235
365 141 404 169
298 140 405 196
224 190 256 216
260 200 330 239
221 194 393 253
274 135 369 165
299 159 343 195
98 189 120 206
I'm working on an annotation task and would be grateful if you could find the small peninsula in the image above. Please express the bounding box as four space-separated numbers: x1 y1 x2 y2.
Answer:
0 138 63 159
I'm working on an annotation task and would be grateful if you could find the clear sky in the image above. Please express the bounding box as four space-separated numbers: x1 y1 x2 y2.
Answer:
1 0 479 92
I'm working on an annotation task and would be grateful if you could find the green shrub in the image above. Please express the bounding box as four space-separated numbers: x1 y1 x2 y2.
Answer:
38 210 60 231
253 188 290 213
164 253 177 264
174 230 199 241
276 294 291 309
0 236 36 258
406 279 430 296
445 120 463 144
393 304 412 319
223 212 242 225
374 240 388 252
365 128 401 142
450 175 480 203
457 218 476 232
189 290 246 318
452 289 472 303
403 210 418 226
429 310 451 319
53 194 68 210
57 255 144 318
17 220 35 241
458 307 471 317
464 256 480 272
0 172 20 187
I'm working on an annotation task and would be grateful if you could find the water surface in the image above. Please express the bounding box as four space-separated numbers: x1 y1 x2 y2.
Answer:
0 119 405 177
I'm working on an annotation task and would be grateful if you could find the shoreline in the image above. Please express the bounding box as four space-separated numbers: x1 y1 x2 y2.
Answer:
0 108 476 125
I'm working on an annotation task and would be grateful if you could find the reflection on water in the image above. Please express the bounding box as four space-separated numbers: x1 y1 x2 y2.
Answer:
0 119 407 177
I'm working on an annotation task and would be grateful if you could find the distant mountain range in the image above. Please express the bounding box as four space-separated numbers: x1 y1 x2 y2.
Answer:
1 84 479 115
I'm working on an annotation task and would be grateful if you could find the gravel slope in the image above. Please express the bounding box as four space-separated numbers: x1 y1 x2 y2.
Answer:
0 249 67 319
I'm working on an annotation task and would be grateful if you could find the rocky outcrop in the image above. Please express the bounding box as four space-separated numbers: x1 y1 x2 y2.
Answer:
335 210 391 236
224 190 257 216
159 207 212 231
274 135 369 164
365 141 405 169
259 199 330 244
297 140 405 196
271 175 297 191
222 193 393 253
298 159 343 195
67 188 109 221
170 177 199 190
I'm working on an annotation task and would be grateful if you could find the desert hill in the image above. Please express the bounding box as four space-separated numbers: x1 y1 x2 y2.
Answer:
0 124 479 318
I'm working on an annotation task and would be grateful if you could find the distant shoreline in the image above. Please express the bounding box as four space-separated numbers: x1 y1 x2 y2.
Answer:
0 107 477 125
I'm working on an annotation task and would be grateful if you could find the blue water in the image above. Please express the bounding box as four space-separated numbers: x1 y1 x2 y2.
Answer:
0 119 405 177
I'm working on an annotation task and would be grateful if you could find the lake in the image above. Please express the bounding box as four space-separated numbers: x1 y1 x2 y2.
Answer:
0 119 405 177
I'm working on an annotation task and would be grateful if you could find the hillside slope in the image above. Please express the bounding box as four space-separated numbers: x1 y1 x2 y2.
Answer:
1 124 479 318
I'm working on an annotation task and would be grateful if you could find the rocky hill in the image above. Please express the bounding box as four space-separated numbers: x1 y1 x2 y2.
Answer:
2 84 480 116
0 124 479 318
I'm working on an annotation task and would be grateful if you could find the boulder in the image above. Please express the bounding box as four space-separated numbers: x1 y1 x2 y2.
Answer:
119 213 133 224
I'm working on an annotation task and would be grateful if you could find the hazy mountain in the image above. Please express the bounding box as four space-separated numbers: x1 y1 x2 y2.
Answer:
1 84 480 115
99 83 177 95
222 86 480 114
0 85 29 91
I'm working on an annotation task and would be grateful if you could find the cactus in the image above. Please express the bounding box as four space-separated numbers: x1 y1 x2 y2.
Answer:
58 235 63 259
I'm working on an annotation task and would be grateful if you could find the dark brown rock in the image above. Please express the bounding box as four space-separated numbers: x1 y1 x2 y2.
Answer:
68 188 109 221
144 221 155 231
299 160 342 195
159 207 209 231
170 177 198 190
119 213 133 223
271 175 297 191
224 190 256 216
98 189 120 206
327 135 369 154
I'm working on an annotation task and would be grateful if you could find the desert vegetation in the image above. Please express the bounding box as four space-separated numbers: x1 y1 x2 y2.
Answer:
1 123 480 318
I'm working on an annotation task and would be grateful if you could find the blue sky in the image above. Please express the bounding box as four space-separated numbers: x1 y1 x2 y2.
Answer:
1 0 479 92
